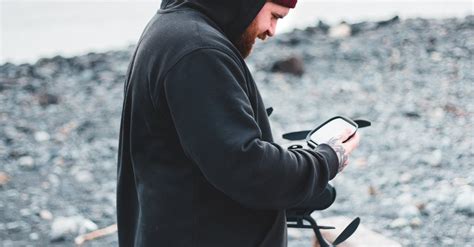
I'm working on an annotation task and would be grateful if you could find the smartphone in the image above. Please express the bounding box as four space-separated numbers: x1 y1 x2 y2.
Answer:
306 116 358 148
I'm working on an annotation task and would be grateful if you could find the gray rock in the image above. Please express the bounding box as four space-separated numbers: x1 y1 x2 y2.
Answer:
37 93 59 106
29 232 39 240
6 221 21 232
271 56 305 76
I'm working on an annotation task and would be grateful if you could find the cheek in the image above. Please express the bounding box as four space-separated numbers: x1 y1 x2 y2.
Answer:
257 20 271 34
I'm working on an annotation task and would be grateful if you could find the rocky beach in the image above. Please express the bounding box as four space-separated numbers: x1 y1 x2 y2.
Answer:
1 16 473 246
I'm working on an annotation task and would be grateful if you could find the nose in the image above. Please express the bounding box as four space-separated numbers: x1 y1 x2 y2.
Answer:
267 25 276 37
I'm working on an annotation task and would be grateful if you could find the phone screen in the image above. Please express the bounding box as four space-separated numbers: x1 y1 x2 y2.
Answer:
309 118 357 145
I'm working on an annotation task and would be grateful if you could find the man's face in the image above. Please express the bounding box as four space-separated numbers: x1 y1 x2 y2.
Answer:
233 2 290 58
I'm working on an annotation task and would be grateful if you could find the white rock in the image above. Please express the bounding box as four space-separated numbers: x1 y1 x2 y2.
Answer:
34 131 50 142
40 210 53 220
29 232 39 240
18 156 34 168
410 217 423 227
430 52 442 61
50 217 78 240
329 23 351 38
454 189 474 215
50 216 97 241
390 218 409 228
399 205 420 218
422 149 443 166
396 193 413 205
410 217 422 227
74 170 94 183
399 173 412 183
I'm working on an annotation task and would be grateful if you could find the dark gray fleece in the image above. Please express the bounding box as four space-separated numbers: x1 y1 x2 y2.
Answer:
116 1 339 246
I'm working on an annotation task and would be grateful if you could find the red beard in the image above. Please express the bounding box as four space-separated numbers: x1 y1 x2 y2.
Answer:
232 20 260 59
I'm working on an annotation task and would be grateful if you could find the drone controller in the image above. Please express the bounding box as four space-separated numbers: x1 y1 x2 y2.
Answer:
275 111 371 246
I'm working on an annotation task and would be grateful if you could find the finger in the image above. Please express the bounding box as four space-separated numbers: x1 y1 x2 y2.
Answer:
339 128 354 140
344 132 360 153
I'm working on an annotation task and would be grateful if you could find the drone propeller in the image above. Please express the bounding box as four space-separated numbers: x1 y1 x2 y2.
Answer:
354 119 371 128
313 217 360 247
266 107 273 117
332 217 360 245
282 130 311 141
282 119 371 141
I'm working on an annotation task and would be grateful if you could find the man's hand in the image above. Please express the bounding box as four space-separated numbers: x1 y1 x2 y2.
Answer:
325 129 361 172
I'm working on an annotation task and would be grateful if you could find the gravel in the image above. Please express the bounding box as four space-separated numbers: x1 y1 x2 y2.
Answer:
1 16 473 246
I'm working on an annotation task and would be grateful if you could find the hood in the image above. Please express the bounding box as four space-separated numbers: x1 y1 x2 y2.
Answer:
160 0 267 41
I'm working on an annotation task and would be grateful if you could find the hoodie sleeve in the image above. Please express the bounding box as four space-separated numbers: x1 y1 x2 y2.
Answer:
162 48 340 210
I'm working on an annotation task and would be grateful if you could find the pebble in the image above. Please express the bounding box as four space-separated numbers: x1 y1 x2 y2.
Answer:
328 23 351 38
410 217 422 227
421 149 443 166
399 205 420 218
34 131 50 142
0 171 10 186
20 208 31 217
39 210 53 220
6 221 21 232
454 188 474 215
29 232 39 241
390 218 409 229
74 170 94 183
399 173 412 183
271 56 305 76
37 93 59 106
18 156 35 169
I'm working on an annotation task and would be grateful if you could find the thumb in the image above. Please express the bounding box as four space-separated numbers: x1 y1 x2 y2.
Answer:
339 128 354 141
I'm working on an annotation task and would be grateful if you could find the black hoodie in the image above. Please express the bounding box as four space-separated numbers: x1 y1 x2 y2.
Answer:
117 1 340 246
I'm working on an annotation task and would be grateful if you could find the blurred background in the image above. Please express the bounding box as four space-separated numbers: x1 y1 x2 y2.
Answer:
1 0 473 246
1 0 471 63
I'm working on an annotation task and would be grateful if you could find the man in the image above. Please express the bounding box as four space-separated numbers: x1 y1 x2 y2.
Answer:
117 0 360 246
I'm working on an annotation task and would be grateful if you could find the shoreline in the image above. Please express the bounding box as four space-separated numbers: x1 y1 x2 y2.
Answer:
2 1 472 63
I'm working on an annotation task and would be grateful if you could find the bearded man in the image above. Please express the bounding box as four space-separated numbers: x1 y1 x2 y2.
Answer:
117 0 361 246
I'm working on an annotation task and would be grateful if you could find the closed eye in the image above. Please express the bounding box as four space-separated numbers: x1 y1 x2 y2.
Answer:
272 13 283 19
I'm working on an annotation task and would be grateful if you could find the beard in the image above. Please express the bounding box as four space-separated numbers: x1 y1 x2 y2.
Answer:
232 20 261 59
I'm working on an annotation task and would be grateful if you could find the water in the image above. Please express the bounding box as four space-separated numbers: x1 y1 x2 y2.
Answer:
1 0 472 64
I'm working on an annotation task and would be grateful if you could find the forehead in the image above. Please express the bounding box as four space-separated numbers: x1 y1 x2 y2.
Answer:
262 2 290 16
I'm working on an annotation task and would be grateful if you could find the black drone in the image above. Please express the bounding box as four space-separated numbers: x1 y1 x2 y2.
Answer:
266 107 371 246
